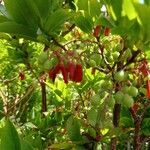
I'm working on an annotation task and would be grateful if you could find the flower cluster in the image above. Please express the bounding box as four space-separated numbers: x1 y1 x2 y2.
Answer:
48 51 83 84
93 25 111 38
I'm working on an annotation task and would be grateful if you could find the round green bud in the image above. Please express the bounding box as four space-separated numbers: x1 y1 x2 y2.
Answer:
114 91 124 104
107 95 115 108
89 60 97 67
128 86 138 97
122 94 134 108
114 70 127 82
112 52 120 60
122 86 130 94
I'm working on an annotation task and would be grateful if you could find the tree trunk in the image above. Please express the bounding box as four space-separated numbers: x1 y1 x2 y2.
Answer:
40 81 47 117
134 120 141 150
110 103 121 150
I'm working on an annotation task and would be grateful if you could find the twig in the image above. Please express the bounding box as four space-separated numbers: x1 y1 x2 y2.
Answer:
62 24 75 36
52 37 68 51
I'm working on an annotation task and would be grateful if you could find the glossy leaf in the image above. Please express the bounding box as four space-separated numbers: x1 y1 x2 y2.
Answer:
0 21 37 39
76 0 89 12
75 14 93 33
0 15 9 23
4 0 38 27
44 9 71 35
20 139 34 150
122 0 137 20
87 108 98 126
0 119 21 150
66 116 82 142
134 3 150 41
89 0 101 17
108 0 123 20
142 118 150 136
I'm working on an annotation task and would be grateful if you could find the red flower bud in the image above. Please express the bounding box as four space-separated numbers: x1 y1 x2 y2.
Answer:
49 69 56 82
93 25 101 37
19 72 25 80
74 64 83 83
68 62 76 81
146 80 150 98
139 60 149 76
49 64 61 82
104 27 110 36
60 64 68 84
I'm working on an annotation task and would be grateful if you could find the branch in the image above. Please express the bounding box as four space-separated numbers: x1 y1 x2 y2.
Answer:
52 37 68 51
62 24 75 37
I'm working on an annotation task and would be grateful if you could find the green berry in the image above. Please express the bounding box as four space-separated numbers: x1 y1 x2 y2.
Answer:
114 91 124 104
112 52 120 60
89 60 96 67
114 70 127 82
122 94 134 108
128 86 138 97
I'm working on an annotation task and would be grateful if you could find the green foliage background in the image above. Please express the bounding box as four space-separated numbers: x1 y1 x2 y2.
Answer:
0 0 150 149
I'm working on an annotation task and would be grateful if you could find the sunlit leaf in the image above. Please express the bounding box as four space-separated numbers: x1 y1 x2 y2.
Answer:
0 119 21 150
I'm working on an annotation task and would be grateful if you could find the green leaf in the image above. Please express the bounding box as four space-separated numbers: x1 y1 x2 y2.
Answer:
4 0 38 27
0 119 21 150
66 116 82 142
134 3 150 42
44 9 72 35
33 0 51 19
142 118 150 136
87 108 98 126
0 15 10 23
89 0 101 17
108 0 123 20
54 89 62 97
122 0 137 20
20 139 34 150
96 15 114 27
0 21 37 39
75 14 93 33
120 117 134 127
76 0 89 12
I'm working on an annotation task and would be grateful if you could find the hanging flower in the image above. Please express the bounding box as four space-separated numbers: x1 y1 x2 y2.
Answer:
73 64 83 83
93 25 101 38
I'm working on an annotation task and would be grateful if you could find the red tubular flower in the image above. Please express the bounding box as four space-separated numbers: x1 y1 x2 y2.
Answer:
49 64 61 82
73 64 83 83
93 25 101 38
104 27 110 36
68 62 76 81
146 80 150 98
60 64 68 84
49 69 56 82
